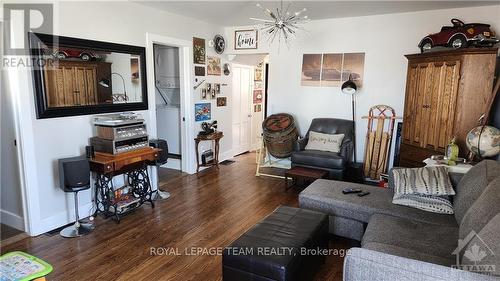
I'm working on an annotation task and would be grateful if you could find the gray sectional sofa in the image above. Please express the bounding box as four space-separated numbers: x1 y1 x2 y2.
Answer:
299 160 500 280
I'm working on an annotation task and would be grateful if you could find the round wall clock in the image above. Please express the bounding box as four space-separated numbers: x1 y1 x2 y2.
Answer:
214 35 225 54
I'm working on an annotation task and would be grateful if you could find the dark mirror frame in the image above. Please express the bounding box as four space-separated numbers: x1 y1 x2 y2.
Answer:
29 33 148 119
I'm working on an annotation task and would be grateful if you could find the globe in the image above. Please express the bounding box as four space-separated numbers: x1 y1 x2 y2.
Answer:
466 125 500 158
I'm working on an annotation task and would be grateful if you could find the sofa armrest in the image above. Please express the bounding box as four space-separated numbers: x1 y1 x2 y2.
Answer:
294 138 308 152
344 248 497 281
340 140 353 163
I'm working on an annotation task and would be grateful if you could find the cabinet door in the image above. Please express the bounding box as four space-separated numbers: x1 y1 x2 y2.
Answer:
403 62 432 146
422 60 460 151
74 65 97 106
44 61 75 107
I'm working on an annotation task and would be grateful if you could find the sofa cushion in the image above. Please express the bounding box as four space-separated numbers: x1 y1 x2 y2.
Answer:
453 160 500 224
362 214 458 266
298 179 457 227
291 150 345 170
471 213 500 276
362 242 455 267
459 176 500 240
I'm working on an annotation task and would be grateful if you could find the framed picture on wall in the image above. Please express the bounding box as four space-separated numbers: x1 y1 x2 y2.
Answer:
217 97 227 107
253 89 263 103
193 37 206 64
195 103 211 122
234 30 258 50
207 56 221 76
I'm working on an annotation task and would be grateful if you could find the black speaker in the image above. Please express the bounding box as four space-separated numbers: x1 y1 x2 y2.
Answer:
58 156 91 192
149 139 168 165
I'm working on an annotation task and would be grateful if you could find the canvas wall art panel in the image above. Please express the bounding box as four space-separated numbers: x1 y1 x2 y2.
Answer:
320 53 343 87
301 54 322 86
342 53 365 87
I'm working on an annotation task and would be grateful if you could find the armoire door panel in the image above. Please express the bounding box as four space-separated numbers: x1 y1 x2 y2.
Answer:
438 61 460 150
402 65 418 144
412 63 431 146
422 62 442 150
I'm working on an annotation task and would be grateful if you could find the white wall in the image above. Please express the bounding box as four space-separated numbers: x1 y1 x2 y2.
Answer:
1 22 24 230
6 1 230 235
225 5 500 165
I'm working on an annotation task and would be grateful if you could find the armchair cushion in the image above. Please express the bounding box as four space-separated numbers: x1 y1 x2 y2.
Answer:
291 150 345 170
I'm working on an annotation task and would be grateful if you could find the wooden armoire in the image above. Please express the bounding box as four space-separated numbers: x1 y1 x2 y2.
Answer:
43 59 112 107
400 48 498 167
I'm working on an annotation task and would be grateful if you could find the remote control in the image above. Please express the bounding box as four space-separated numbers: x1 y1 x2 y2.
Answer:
342 188 362 194
358 191 370 197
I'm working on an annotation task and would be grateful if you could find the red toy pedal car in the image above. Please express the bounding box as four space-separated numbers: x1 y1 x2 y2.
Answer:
52 48 99 61
418 18 499 53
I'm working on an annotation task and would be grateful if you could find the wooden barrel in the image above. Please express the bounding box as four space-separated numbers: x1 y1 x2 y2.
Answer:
262 113 299 158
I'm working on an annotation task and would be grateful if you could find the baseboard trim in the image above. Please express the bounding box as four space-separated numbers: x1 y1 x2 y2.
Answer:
33 202 93 236
0 209 24 231
162 158 181 170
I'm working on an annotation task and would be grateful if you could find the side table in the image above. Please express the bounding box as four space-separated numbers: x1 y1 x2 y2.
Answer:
195 131 223 173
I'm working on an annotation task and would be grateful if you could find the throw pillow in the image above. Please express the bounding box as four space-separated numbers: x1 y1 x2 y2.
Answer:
392 166 455 214
305 131 344 153
392 166 455 196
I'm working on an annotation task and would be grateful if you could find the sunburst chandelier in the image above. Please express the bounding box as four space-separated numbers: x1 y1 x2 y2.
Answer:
250 1 309 46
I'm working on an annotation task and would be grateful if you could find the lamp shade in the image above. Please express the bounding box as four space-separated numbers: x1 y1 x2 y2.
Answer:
341 79 357 95
99 79 110 88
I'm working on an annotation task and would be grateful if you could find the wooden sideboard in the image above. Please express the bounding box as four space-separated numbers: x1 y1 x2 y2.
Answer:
400 48 498 167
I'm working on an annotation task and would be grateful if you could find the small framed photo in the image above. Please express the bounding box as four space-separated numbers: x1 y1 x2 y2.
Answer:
234 30 258 50
195 66 205 76
206 83 212 94
217 97 227 107
214 83 221 95
201 87 207 99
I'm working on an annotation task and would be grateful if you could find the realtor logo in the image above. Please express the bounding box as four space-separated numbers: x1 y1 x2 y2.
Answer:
452 230 496 274
3 3 53 55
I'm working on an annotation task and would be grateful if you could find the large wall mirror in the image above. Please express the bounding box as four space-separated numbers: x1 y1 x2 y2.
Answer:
29 33 148 118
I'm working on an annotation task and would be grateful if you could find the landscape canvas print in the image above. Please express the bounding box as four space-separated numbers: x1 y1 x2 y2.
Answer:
301 54 322 86
301 52 365 87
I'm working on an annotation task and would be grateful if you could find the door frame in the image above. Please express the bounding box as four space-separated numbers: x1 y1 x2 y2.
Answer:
146 33 195 175
231 63 254 156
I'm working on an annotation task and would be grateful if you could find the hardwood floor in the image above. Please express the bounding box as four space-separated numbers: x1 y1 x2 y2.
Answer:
0 153 351 281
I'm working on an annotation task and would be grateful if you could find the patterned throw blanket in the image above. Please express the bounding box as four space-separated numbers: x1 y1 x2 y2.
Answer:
392 166 455 214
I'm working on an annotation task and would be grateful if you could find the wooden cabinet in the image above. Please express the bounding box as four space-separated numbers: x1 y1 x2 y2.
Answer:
43 60 112 107
400 48 497 167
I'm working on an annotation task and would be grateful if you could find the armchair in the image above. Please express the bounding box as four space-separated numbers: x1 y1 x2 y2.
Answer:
291 118 354 180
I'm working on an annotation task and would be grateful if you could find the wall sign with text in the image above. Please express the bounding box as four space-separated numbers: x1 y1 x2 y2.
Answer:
234 30 258 50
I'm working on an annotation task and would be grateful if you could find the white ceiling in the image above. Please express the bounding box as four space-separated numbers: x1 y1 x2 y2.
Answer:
137 1 499 26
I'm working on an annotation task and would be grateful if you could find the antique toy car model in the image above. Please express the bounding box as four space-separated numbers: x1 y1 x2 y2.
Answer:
52 48 99 61
418 18 499 53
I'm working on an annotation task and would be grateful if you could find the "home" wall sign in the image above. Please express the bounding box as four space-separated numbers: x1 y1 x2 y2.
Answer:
234 30 258 50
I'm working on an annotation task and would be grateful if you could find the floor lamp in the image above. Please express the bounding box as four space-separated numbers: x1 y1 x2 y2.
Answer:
341 75 358 161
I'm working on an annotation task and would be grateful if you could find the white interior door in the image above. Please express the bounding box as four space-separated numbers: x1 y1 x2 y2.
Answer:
232 65 252 156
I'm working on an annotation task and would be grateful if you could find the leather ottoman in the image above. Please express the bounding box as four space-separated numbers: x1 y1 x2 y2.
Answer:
223 206 328 281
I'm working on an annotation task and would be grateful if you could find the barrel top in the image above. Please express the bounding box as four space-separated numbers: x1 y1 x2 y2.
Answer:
263 113 295 132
